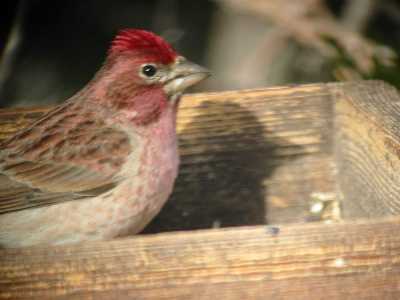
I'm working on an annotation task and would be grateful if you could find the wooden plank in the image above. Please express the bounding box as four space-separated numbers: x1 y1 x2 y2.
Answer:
168 85 335 228
0 84 336 230
7 81 400 223
1 217 400 299
2 82 400 298
332 80 400 218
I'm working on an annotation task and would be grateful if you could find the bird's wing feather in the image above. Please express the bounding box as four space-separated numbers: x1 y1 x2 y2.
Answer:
0 104 134 214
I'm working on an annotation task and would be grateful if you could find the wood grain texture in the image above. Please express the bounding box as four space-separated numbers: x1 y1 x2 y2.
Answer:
1 217 400 299
332 80 400 218
4 81 400 224
151 85 336 229
0 84 336 230
2 82 400 299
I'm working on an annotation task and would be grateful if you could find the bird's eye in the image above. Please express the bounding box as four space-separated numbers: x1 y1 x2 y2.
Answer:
141 64 157 77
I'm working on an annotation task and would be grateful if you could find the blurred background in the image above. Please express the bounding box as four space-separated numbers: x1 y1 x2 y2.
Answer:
0 0 399 107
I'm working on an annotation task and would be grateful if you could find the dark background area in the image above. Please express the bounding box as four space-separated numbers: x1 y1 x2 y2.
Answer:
0 0 215 107
0 0 400 108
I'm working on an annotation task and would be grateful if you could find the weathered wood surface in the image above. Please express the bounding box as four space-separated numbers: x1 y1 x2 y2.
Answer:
2 81 400 225
332 81 400 218
0 84 336 230
1 217 400 300
2 81 400 299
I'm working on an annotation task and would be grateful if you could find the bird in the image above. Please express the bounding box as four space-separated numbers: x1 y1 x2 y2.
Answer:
0 29 210 248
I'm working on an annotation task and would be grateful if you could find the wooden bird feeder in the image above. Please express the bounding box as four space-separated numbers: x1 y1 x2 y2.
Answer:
1 80 400 299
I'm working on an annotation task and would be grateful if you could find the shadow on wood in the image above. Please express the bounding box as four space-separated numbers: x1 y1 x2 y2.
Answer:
145 100 303 232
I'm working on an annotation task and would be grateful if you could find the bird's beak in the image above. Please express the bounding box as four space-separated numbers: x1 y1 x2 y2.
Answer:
164 57 210 97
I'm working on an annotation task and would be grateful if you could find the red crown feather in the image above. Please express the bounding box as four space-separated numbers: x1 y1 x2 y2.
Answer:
110 29 177 65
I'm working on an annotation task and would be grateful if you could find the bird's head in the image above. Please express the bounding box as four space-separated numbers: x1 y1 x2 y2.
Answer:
93 29 209 125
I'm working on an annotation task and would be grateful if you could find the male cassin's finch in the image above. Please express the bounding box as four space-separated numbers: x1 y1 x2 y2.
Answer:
0 29 210 248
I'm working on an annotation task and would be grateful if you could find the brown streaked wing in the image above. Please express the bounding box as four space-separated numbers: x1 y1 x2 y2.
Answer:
0 112 133 214
0 174 91 214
